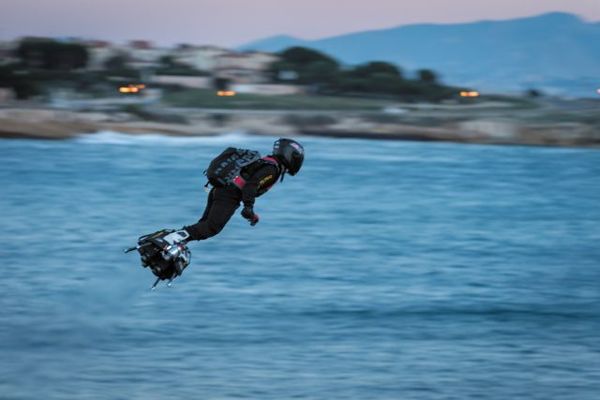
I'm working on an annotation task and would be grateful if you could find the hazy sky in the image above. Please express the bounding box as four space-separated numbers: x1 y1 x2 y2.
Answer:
1 0 599 47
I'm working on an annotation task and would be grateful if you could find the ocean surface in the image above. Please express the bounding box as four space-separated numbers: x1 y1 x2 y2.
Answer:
1 132 599 400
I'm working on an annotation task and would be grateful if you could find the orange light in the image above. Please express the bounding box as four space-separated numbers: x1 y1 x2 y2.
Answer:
119 84 144 94
460 91 480 98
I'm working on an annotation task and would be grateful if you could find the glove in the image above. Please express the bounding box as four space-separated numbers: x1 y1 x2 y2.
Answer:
241 206 260 226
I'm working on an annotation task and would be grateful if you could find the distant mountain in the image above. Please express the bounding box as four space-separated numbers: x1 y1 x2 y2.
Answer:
239 13 600 96
239 35 307 53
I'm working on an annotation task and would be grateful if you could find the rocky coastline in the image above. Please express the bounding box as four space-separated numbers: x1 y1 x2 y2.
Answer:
1 99 599 147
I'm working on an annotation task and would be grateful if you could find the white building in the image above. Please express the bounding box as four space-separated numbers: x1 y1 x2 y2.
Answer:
215 51 279 84
86 40 167 70
124 40 169 70
151 75 212 89
85 40 120 70
169 45 230 72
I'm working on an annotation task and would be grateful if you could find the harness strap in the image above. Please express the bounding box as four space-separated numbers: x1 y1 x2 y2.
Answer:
233 156 280 190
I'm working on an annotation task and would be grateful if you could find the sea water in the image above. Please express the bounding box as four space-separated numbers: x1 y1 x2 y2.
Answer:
1 133 599 399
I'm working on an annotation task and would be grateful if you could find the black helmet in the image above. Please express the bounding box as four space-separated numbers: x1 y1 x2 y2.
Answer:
273 138 304 176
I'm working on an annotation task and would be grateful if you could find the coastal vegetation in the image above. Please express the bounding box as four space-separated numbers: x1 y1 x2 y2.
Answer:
1 38 468 105
270 47 461 101
16 38 89 70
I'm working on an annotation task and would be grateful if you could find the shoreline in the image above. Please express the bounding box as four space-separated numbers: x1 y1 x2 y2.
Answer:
1 101 599 148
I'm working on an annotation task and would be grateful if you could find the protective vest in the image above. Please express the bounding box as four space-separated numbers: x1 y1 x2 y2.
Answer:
232 156 280 192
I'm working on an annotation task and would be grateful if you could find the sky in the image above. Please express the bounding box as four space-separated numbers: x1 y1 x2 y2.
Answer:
1 0 599 48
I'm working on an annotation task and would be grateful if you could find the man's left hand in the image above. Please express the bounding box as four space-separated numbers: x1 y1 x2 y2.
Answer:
241 206 260 226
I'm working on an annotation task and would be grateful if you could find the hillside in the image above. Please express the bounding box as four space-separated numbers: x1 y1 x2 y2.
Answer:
240 13 600 96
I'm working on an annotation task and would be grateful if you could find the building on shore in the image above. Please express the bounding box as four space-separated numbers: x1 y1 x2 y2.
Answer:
124 40 169 70
214 51 279 84
86 40 172 71
151 75 212 89
170 44 230 72
4 36 299 96
85 40 120 70
152 48 293 94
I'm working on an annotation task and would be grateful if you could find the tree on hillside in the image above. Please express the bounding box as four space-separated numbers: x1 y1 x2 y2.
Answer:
278 47 339 66
417 69 437 84
335 61 405 95
159 55 177 69
350 61 403 80
266 46 454 102
16 38 88 70
303 60 339 85
526 88 543 98
0 65 41 99
103 53 129 71
369 72 405 93
270 46 340 87
336 75 370 93
156 55 207 76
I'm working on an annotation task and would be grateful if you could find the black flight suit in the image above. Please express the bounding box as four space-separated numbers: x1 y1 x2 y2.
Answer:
184 158 281 241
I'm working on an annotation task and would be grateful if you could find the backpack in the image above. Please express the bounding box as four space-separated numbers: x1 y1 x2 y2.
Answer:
204 147 262 187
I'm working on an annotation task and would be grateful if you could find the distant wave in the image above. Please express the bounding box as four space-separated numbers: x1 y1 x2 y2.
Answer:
73 130 273 146
290 305 600 321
